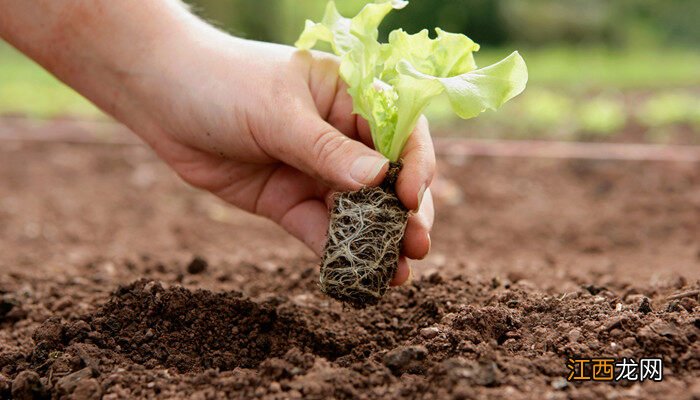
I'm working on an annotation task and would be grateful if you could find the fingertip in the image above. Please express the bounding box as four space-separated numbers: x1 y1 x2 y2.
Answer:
401 189 434 260
403 231 431 260
390 257 412 286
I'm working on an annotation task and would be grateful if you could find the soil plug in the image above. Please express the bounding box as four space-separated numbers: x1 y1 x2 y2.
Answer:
295 0 527 307
321 162 408 308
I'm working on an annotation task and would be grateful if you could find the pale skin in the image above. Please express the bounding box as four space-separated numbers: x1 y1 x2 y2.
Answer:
0 0 435 285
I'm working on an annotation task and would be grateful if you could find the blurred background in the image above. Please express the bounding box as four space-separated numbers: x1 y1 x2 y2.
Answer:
1 0 699 143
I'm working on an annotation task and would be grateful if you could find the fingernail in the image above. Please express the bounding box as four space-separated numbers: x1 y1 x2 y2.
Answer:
350 156 388 185
416 183 427 211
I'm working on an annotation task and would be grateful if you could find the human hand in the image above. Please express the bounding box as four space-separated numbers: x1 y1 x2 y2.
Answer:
126 32 435 285
0 2 434 285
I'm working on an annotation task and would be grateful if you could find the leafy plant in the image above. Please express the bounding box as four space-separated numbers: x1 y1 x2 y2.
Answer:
296 0 527 161
578 96 626 136
295 0 527 308
519 88 574 131
638 91 700 128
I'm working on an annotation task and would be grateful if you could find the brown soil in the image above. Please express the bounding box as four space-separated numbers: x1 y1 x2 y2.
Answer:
321 162 407 308
0 122 699 399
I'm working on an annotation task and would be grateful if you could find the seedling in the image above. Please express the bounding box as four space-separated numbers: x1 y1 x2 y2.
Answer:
296 0 527 307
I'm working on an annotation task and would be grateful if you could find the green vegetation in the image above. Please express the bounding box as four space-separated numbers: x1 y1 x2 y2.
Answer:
638 92 700 128
0 43 101 118
3 40 698 121
488 46 700 90
187 0 700 49
578 96 627 136
1 0 698 144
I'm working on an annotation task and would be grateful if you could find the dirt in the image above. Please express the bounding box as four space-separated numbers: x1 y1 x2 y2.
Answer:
0 122 699 399
322 162 407 308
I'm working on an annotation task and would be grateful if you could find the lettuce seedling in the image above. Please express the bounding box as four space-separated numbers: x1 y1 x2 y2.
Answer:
296 0 528 308
297 0 528 161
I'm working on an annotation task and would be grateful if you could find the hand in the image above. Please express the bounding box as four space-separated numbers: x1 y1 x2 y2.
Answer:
0 2 435 285
132 34 435 285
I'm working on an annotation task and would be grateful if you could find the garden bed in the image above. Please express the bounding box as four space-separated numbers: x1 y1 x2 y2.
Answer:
0 122 698 399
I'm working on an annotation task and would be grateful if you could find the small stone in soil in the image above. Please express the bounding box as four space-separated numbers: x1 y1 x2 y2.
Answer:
420 327 440 339
551 377 568 390
11 370 47 400
56 367 94 395
665 301 681 312
583 284 607 295
443 358 501 387
0 297 17 319
477 362 500 387
0 373 10 397
638 297 653 314
383 345 428 375
72 378 102 400
568 328 582 342
186 256 208 274
269 382 281 392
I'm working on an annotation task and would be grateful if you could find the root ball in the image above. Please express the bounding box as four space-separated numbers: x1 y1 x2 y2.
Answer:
320 163 408 308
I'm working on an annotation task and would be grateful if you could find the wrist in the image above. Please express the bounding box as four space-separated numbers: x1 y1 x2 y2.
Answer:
2 1 209 126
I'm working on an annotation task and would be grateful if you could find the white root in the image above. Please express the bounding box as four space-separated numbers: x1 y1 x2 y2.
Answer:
320 186 408 307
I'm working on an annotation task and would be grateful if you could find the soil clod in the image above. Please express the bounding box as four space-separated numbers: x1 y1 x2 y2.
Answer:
638 297 653 314
60 280 349 373
439 358 501 388
383 345 428 375
582 284 607 295
420 327 440 339
0 374 10 398
186 256 208 274
32 317 64 345
0 296 18 321
71 378 102 400
55 367 95 396
11 370 47 400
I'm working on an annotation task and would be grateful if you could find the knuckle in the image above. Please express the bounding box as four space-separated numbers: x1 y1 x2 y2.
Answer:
177 167 219 192
311 131 350 169
314 53 341 71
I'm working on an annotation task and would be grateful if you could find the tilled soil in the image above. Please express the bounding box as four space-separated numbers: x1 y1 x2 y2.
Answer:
1 125 699 399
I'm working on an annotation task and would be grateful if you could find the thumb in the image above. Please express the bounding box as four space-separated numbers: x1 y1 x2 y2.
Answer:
275 115 389 190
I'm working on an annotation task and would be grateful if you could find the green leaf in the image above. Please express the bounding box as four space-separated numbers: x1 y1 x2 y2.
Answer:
397 51 528 119
381 28 479 82
296 1 528 162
